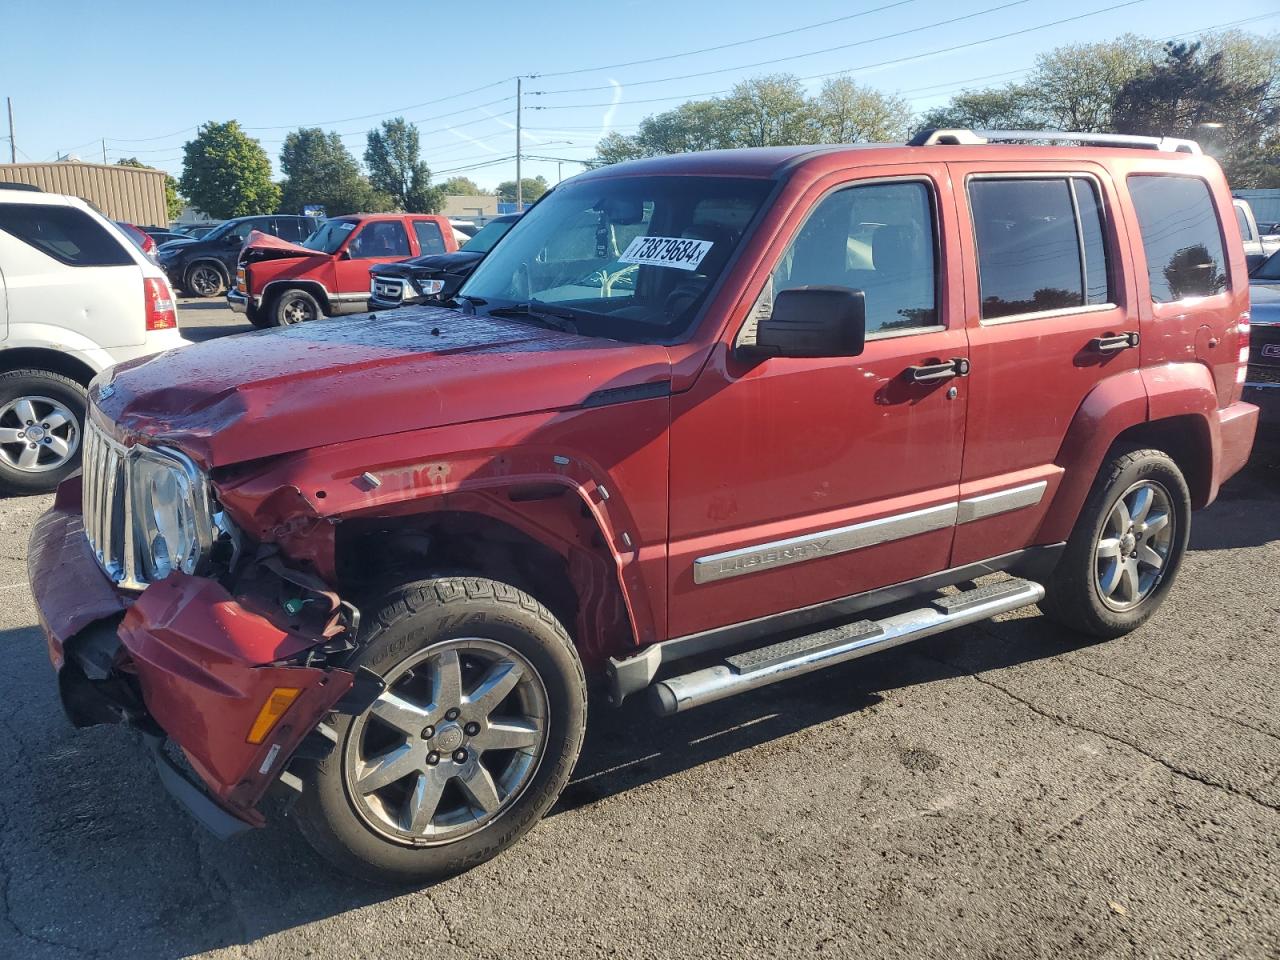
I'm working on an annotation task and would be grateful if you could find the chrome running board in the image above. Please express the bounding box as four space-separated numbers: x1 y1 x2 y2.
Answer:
647 578 1044 716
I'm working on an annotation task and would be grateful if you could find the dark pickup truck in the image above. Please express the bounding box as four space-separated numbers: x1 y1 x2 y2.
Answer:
368 214 519 309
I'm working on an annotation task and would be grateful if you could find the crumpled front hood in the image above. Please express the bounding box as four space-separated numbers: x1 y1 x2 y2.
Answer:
91 307 672 468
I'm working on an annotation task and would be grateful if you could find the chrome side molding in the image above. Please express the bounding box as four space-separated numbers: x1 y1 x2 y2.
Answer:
692 481 1048 585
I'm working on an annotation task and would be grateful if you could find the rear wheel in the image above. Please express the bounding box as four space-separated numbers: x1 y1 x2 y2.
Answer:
294 576 587 884
271 288 321 326
184 262 225 298
0 370 86 494
1042 447 1190 639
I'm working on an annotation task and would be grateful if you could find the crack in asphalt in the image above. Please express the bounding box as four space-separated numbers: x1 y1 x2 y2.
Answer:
956 663 1280 817
1064 658 1280 747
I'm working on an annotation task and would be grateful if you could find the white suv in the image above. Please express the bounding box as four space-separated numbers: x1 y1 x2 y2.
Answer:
0 186 188 493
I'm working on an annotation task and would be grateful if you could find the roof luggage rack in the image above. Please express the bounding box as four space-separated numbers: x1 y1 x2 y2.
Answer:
908 128 1202 155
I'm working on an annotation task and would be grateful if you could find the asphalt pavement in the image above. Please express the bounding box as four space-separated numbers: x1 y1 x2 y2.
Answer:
0 302 1276 959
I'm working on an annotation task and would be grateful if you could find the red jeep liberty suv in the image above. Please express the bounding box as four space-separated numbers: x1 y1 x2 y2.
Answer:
29 130 1258 883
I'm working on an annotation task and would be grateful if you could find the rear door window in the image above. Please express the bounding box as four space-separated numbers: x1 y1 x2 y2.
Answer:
968 177 1112 320
412 220 446 255
0 203 133 266
1128 175 1228 302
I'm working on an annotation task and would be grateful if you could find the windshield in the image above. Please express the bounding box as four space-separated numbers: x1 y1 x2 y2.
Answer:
302 218 357 254
462 218 516 255
1254 249 1280 281
460 175 772 341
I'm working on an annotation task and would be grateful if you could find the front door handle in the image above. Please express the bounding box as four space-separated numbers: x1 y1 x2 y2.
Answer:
906 358 970 383
1091 331 1140 353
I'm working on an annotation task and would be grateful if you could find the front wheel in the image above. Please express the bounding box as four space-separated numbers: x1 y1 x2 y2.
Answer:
294 577 587 885
184 262 226 298
270 288 321 326
1041 447 1191 639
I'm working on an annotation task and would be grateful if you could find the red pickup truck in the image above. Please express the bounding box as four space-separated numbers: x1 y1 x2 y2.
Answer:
227 212 457 326
30 130 1259 885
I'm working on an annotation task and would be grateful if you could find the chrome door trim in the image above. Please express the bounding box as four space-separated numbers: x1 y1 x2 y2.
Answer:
956 480 1047 523
692 480 1048 585
692 502 958 585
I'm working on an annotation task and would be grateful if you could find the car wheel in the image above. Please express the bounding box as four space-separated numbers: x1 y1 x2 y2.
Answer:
294 576 587 885
245 302 271 329
1041 447 1191 639
184 262 226 298
0 370 86 495
272 289 321 326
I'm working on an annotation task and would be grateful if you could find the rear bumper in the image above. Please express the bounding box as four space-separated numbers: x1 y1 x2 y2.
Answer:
28 484 356 832
1214 400 1259 492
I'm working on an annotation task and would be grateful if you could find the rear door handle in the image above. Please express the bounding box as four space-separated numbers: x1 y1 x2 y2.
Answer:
906 358 970 383
1090 331 1140 353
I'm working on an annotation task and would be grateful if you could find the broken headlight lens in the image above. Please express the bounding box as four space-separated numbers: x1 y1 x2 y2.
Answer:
131 446 214 581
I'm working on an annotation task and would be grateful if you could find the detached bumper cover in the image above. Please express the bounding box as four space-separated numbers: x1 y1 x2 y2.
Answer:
119 575 354 822
1215 401 1259 492
28 491 354 831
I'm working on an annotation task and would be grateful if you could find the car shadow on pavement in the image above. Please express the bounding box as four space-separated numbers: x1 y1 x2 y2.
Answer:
1187 433 1280 550
177 321 256 343
557 613 1083 815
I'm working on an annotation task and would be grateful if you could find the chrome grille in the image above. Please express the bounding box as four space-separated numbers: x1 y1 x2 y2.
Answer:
82 418 143 589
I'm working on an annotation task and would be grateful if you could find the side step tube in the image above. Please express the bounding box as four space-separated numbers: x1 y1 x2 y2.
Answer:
648 578 1044 716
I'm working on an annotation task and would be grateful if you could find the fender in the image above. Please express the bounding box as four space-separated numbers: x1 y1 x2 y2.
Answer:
213 402 671 663
1038 362 1222 544
1037 368 1148 544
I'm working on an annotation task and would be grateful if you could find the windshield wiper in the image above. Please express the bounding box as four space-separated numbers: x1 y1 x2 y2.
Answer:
485 301 579 334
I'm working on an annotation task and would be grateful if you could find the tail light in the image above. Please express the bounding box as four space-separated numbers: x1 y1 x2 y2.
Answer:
1232 312 1250 400
144 277 177 331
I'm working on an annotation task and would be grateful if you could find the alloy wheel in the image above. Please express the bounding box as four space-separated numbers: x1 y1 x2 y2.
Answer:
344 637 549 847
0 396 79 473
189 265 222 297
1094 479 1174 611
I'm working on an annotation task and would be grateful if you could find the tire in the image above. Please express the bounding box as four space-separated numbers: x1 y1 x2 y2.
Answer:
294 576 587 885
270 288 321 326
245 303 271 329
0 369 87 495
1041 447 1191 639
183 261 226 298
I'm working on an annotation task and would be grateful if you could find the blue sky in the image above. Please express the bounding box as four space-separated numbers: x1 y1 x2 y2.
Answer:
1 0 1276 192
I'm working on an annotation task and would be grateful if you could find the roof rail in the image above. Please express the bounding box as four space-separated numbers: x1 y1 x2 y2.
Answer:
908 128 1202 155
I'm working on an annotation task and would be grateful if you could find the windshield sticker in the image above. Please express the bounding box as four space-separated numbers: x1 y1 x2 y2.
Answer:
619 236 714 272
338 222 356 231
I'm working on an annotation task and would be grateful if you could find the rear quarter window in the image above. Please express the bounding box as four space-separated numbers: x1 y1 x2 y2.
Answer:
1128 175 1228 302
0 203 134 267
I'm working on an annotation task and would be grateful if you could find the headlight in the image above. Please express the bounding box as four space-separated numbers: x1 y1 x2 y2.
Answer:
415 277 445 296
130 446 214 581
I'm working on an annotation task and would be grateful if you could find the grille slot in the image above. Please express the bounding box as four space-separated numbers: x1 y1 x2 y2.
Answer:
82 419 143 589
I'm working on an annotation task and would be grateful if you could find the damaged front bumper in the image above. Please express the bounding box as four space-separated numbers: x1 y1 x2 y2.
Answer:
28 483 371 836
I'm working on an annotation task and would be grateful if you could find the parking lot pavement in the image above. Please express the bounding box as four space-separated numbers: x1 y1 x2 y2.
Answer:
176 297 253 342
0 438 1276 959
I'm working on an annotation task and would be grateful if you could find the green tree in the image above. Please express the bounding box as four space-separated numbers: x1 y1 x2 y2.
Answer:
916 85 1042 132
116 157 183 221
721 75 813 147
496 176 549 204
811 77 911 142
278 127 391 215
364 117 442 212
178 121 279 219
1114 38 1280 185
440 176 485 195
1029 35 1153 131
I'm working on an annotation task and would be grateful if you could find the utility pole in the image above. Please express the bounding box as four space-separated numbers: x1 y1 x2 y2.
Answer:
515 77 523 210
102 139 108 164
6 97 14 164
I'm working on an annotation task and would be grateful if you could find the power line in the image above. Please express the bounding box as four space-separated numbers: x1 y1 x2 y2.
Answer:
532 0 1038 96
241 77 516 131
531 0 1154 110
531 0 923 79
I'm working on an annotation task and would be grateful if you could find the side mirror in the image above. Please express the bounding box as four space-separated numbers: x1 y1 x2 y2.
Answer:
742 286 866 359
